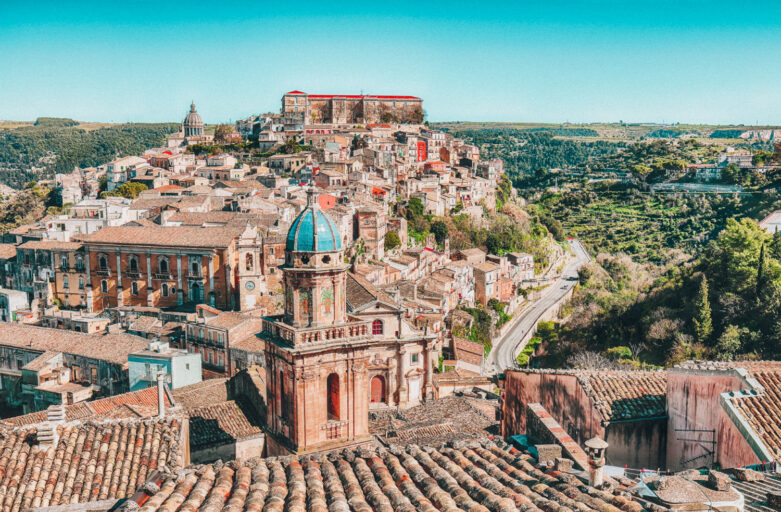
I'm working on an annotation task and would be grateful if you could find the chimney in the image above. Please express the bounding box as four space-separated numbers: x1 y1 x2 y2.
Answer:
585 437 608 487
157 371 167 418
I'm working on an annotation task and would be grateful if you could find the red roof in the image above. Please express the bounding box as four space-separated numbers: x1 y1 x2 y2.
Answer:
371 187 387 195
308 94 420 100
153 185 183 192
286 90 306 95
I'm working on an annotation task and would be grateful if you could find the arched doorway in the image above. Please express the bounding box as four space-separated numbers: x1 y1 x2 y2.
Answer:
327 373 340 420
370 375 386 403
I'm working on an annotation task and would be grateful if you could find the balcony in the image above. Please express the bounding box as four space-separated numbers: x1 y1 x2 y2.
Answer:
125 271 143 279
187 271 203 279
320 420 349 440
96 269 111 277
262 317 371 346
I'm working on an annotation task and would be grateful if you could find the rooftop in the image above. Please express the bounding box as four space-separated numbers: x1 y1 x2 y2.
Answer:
81 225 245 248
0 323 148 365
132 437 655 512
0 416 184 511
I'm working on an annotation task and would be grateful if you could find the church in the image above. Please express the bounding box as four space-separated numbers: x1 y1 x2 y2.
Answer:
260 189 437 455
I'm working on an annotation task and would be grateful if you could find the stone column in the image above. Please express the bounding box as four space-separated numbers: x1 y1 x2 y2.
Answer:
115 251 123 307
397 346 408 406
176 254 183 306
423 340 434 401
146 252 154 307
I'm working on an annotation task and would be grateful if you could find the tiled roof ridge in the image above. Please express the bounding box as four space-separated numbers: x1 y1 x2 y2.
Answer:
7 411 184 434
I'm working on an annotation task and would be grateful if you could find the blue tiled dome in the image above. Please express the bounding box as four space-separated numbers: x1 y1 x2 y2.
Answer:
286 207 342 252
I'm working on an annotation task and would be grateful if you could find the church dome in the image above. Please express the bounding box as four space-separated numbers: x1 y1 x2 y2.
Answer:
184 102 203 128
286 192 341 252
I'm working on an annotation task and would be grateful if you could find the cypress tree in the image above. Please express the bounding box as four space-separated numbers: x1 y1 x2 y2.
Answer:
693 274 713 345
757 242 766 301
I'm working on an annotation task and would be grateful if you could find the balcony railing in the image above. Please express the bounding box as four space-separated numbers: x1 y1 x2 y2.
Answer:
153 273 172 280
96 269 111 277
125 271 143 279
263 317 371 345
187 271 203 279
320 420 349 440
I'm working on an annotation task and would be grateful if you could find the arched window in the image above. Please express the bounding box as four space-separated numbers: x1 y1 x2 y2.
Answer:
99 254 108 270
78 276 84 290
370 375 386 403
63 276 69 289
245 253 253 271
131 282 138 295
162 283 169 297
327 373 340 420
76 255 83 270
129 255 139 273
372 319 384 335
60 255 68 269
191 260 200 276
159 257 169 274
100 280 108 293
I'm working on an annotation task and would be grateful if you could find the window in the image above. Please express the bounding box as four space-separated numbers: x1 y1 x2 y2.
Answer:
60 255 68 268
411 353 419 364
100 280 108 293
198 328 204 341
162 283 169 297
78 276 84 290
191 260 200 276
372 319 384 335
131 282 138 295
327 373 340 420
245 253 253 271
159 257 169 274
129 255 139 273
90 366 98 384
76 255 84 270
99 254 108 270
218 332 224 346
186 363 190 370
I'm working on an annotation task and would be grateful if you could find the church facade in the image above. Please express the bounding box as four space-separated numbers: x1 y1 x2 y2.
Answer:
261 190 436 455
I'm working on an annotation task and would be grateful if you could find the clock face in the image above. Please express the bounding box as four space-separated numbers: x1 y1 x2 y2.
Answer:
245 281 255 291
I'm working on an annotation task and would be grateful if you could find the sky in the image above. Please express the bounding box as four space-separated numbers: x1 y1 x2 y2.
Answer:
2 1 781 125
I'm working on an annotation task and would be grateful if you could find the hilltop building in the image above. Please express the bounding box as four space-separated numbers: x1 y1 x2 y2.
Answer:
183 101 204 137
281 90 423 126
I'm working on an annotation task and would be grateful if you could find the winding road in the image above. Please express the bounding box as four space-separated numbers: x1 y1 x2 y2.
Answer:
488 239 591 374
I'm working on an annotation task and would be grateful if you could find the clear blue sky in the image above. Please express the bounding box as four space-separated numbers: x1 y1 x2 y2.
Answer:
2 1 781 125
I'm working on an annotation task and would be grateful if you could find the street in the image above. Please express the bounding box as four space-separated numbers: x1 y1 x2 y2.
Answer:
488 239 591 373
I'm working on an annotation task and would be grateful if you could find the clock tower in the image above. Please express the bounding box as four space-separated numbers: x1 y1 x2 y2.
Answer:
237 224 266 312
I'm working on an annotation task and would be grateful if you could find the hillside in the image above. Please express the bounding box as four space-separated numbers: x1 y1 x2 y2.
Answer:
0 118 179 188
451 126 781 368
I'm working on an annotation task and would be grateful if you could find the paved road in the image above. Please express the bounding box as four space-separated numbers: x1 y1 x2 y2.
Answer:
488 240 591 374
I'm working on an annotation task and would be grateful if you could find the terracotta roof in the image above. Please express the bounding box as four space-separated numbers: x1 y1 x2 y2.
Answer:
187 399 262 450
4 385 173 426
0 244 17 259
370 395 497 445
454 337 484 366
132 437 655 512
346 272 398 312
81 225 244 248
17 240 82 251
732 370 781 459
0 323 148 365
581 372 667 421
171 378 229 411
0 416 184 511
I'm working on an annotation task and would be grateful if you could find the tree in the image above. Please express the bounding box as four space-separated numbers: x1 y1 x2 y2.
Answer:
282 138 302 154
485 233 502 255
756 242 767 301
716 325 745 361
213 124 233 144
693 274 713 345
101 182 148 199
406 197 424 218
722 163 742 184
770 229 781 260
430 220 449 245
384 231 401 250
566 351 614 370
775 142 781 163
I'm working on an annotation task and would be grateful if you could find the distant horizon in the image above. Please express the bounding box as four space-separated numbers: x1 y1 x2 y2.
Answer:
3 1 781 125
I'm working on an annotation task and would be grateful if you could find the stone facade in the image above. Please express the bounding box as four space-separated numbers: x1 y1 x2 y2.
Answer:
282 91 423 126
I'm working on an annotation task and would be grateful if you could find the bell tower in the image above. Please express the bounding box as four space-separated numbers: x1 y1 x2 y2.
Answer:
263 188 372 456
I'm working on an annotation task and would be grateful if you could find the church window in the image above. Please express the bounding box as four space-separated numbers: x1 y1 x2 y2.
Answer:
246 253 253 271
128 255 139 273
412 353 419 364
131 281 138 295
162 283 169 297
327 373 340 420
372 319 384 335
99 254 108 270
159 257 169 274
100 280 108 293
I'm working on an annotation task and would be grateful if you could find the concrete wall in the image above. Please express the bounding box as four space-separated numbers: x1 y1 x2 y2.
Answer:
191 433 265 465
666 369 759 471
503 371 666 470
